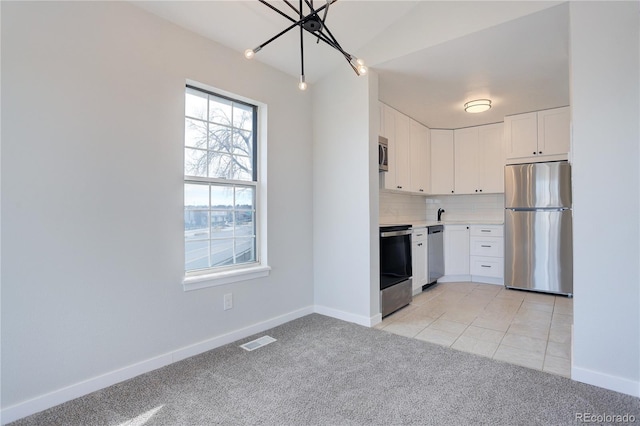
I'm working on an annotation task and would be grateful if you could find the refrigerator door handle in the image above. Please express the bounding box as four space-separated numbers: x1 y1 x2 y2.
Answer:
506 207 571 212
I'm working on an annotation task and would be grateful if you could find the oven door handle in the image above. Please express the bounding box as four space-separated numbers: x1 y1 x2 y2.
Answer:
380 230 412 237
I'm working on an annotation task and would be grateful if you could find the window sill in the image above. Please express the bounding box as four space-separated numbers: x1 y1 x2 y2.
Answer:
183 264 271 291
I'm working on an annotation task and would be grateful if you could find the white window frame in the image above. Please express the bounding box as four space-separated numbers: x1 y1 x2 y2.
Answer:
183 81 270 291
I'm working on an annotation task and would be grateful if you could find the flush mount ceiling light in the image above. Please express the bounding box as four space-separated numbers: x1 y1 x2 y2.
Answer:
244 0 367 91
464 99 492 113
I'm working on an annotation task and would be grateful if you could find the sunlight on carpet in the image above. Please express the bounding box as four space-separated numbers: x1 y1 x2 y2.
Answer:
117 405 163 426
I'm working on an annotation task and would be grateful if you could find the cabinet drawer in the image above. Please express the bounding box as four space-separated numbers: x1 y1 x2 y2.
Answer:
412 228 427 242
470 225 503 237
470 237 503 257
470 256 504 278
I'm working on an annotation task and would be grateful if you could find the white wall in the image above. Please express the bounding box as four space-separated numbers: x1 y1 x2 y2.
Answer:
312 66 379 325
569 1 640 396
361 1 563 66
1 1 314 419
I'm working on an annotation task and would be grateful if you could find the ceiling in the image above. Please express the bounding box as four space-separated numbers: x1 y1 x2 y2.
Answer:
133 1 570 129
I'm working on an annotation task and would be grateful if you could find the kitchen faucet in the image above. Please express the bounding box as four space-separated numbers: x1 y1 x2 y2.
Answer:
437 208 445 222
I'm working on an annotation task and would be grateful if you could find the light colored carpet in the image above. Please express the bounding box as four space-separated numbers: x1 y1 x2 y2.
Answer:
10 314 640 425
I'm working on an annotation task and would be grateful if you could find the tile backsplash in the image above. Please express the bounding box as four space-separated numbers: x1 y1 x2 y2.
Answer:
379 190 505 224
379 191 429 224
426 194 505 222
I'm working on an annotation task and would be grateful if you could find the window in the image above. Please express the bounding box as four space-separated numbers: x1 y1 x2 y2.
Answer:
184 85 267 287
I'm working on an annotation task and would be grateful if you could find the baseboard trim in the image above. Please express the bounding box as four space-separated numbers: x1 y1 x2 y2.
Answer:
572 365 640 397
170 306 314 363
438 275 472 283
0 306 314 425
470 276 504 286
313 305 379 327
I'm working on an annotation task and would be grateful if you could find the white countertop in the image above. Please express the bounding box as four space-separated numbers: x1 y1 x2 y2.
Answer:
382 220 504 228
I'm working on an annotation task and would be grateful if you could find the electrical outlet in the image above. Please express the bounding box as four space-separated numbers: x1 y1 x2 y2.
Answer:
223 293 233 310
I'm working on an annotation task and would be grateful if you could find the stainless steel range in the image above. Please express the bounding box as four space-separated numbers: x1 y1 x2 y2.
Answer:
379 225 412 317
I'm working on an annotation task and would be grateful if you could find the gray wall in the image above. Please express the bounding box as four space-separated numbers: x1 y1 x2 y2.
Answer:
1 0 314 413
570 1 640 395
311 66 379 324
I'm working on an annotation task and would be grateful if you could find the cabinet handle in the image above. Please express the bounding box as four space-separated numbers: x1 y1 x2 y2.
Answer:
481 265 491 268
397 186 402 189
419 189 424 192
481 245 491 248
417 243 423 247
417 233 424 237
481 230 491 232
451 190 454 193
533 151 536 155
479 189 483 192
538 151 542 154
475 189 478 192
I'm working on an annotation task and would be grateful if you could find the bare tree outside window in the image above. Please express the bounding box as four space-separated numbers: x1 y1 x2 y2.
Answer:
184 89 254 180
184 87 258 273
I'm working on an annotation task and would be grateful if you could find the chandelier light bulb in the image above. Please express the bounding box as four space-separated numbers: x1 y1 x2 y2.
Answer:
350 57 367 76
298 75 307 91
244 46 261 59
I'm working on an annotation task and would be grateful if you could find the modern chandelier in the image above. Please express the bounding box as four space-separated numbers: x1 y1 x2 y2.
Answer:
244 0 367 90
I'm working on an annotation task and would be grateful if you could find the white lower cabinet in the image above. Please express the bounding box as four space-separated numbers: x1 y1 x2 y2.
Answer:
441 224 504 285
444 225 469 278
412 228 428 295
470 256 504 279
469 225 504 284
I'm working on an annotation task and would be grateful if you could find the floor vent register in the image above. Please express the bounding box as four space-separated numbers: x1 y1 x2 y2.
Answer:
239 336 277 351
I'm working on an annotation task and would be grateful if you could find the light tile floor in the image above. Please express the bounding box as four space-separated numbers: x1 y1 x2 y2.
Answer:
374 282 573 377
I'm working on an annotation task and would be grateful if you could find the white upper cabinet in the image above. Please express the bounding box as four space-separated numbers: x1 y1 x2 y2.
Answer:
453 127 478 194
478 123 505 193
453 123 504 195
504 111 537 160
409 119 430 193
379 102 430 194
380 103 397 190
505 106 570 163
394 112 411 191
378 101 385 136
430 129 455 194
537 107 571 156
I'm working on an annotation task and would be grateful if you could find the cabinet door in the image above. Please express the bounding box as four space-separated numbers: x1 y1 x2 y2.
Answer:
382 105 397 190
430 129 455 194
504 112 538 160
409 119 430 193
412 239 428 291
444 225 469 276
537 107 570 156
454 127 479 194
478 123 504 193
378 101 385 137
394 112 411 191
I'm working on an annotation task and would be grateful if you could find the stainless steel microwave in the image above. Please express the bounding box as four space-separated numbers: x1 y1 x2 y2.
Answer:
378 136 389 172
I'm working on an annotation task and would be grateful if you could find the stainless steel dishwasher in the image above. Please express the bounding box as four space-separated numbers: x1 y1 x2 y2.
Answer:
427 225 444 285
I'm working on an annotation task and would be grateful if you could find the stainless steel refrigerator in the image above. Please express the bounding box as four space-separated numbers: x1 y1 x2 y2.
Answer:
504 161 573 296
